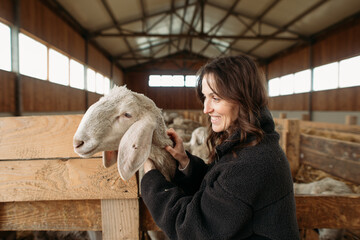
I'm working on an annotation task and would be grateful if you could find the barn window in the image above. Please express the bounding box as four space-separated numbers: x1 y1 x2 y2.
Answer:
279 74 294 95
19 33 47 80
96 72 105 94
0 22 11 72
49 48 69 86
294 70 311 94
87 68 96 92
148 75 196 87
185 75 197 87
313 62 339 91
70 59 85 89
268 77 280 97
339 56 360 88
104 77 110 94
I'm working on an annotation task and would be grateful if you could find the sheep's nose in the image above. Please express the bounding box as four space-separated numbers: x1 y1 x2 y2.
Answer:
73 139 84 149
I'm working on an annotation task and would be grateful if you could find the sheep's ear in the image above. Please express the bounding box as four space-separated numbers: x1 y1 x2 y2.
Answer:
117 115 156 181
102 151 118 168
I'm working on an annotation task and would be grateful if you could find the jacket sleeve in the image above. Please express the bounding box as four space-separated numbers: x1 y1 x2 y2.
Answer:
140 168 253 240
172 151 208 195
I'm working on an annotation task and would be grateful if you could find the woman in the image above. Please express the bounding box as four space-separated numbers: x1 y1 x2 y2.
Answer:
141 55 300 240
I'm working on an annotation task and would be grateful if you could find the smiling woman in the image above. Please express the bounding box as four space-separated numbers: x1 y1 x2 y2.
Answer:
141 55 300 240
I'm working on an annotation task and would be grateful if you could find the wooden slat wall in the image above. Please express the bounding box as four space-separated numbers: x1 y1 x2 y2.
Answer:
0 0 124 116
21 76 87 112
267 17 360 112
125 72 203 110
88 44 111 77
20 0 85 63
0 115 139 239
0 0 14 23
0 71 15 113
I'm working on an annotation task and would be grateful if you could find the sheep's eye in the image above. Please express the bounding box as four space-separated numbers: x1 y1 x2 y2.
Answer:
124 113 132 118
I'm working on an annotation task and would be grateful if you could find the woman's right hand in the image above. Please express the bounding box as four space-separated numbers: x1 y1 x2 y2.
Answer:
165 128 190 169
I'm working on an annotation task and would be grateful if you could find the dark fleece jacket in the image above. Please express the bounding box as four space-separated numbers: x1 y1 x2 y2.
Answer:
141 108 300 240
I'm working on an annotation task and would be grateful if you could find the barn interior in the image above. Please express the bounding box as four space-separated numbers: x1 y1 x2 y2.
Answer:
0 0 360 240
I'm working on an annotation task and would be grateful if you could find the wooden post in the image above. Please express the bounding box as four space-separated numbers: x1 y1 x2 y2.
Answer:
279 112 287 119
301 113 310 121
345 115 357 125
283 119 300 178
101 199 140 240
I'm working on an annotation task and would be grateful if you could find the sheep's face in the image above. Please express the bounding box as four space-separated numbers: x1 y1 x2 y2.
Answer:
73 86 146 158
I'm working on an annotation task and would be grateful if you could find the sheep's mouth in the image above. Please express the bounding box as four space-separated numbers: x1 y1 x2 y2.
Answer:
75 145 99 158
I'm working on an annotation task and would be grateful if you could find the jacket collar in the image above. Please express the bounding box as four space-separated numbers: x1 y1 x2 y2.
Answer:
215 107 275 160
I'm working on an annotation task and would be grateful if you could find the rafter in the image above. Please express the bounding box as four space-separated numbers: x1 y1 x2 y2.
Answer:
199 0 241 54
91 2 197 36
247 0 328 55
101 0 139 65
96 32 299 40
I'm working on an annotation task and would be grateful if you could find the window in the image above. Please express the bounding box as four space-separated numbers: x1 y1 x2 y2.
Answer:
148 74 197 87
268 78 280 97
70 59 85 89
0 22 11 71
279 74 294 95
49 48 69 86
313 62 338 91
294 69 311 93
96 72 104 94
87 68 96 92
185 75 197 87
339 56 360 88
104 77 110 94
19 33 47 80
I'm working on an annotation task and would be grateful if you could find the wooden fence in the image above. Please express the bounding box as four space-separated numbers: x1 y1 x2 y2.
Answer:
0 115 359 239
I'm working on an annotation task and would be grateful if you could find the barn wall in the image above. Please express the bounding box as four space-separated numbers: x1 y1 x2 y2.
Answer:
124 57 205 110
0 0 124 115
267 16 360 112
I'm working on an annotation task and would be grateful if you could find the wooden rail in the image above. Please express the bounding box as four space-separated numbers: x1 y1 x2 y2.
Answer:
0 115 359 239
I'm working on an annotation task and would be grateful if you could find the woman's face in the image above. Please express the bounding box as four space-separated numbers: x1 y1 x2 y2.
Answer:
202 74 239 133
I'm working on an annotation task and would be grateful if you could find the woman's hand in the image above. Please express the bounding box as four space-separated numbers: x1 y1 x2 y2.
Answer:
165 128 190 169
144 158 156 174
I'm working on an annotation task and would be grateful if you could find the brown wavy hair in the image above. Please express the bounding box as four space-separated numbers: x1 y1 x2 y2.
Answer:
196 55 268 163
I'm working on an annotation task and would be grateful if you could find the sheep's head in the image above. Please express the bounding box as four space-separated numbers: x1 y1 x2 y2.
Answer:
73 85 162 180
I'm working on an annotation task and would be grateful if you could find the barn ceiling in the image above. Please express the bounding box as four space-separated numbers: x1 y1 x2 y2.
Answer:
43 0 360 70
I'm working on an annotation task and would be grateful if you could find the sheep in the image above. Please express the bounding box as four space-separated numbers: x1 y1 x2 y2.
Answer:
183 126 209 163
73 85 177 182
294 177 353 240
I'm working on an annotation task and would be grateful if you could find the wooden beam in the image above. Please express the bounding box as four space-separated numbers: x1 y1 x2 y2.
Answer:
0 115 86 160
300 134 360 184
0 200 102 231
0 158 138 202
2 195 359 231
295 195 360 228
97 32 299 40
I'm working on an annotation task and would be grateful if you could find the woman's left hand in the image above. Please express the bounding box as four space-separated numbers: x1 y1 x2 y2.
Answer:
144 158 156 173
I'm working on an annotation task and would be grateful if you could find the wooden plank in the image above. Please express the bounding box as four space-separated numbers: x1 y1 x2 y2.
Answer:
300 120 360 135
275 119 300 177
300 134 360 184
0 158 138 202
295 195 360 228
0 115 101 160
285 119 300 177
101 199 139 240
1 195 360 231
0 200 102 231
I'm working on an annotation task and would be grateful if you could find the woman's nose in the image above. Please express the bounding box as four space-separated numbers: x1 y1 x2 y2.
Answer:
203 99 212 114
